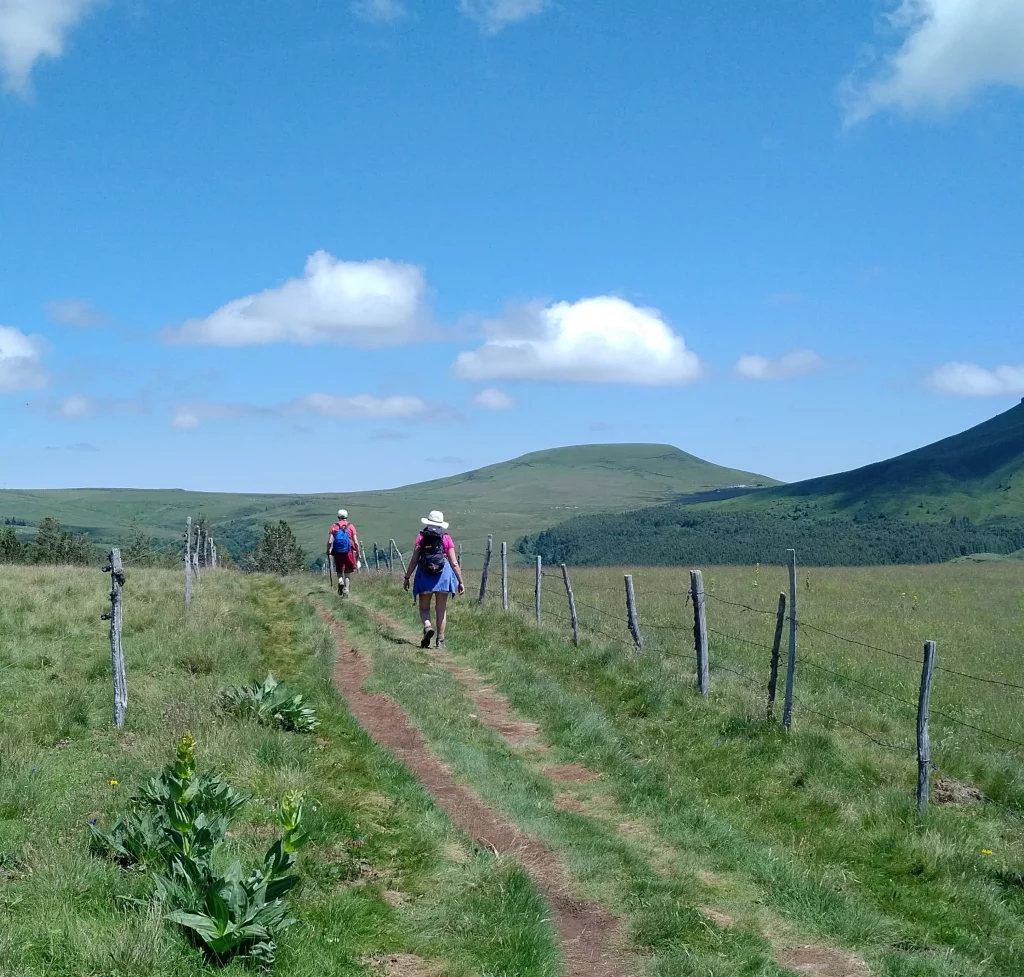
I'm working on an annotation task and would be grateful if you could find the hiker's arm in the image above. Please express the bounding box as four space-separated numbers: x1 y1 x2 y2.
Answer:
446 546 466 595
403 545 421 590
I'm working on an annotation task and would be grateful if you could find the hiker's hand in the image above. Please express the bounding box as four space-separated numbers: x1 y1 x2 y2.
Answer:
457 581 466 596
403 576 411 591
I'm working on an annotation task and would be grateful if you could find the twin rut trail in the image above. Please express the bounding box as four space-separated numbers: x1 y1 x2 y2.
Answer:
315 606 629 977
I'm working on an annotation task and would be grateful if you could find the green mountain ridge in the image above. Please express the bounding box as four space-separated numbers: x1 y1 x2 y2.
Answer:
0 443 777 560
522 403 1024 567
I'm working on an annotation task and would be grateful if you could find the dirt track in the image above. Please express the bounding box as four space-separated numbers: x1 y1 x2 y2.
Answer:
316 606 630 977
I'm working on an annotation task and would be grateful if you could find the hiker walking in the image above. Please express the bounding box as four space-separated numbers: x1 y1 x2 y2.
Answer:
403 510 465 649
327 509 360 597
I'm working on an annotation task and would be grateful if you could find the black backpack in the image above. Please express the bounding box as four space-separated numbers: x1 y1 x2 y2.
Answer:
420 525 447 575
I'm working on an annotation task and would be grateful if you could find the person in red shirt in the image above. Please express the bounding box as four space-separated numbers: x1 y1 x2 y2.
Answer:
326 508 360 597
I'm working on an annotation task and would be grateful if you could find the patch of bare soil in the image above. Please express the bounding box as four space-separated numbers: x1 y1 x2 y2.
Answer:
701 909 737 928
934 777 983 805
317 607 630 977
545 764 601 783
776 946 870 976
364 952 435 977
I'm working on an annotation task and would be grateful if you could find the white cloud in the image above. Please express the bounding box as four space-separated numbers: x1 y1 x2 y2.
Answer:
168 251 431 347
294 392 427 418
735 349 825 381
845 0 1024 122
927 361 1024 396
459 0 547 34
352 0 406 22
57 392 94 417
0 0 102 95
172 393 428 429
453 296 704 386
0 324 48 392
472 386 517 410
45 297 106 327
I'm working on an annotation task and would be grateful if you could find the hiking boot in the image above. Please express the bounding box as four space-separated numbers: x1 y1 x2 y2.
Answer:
337 580 344 596
435 637 446 650
420 625 435 649
342 579 350 597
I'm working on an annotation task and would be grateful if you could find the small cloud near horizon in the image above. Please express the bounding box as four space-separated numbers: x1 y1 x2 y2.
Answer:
471 387 517 410
735 350 825 381
927 361 1024 397
589 421 613 433
371 428 411 441
45 298 107 328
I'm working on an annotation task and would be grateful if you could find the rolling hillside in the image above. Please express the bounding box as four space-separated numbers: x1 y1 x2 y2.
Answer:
523 402 1024 566
0 444 778 561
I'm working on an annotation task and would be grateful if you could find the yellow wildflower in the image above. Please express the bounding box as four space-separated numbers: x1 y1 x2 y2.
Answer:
981 849 993 855
109 779 119 787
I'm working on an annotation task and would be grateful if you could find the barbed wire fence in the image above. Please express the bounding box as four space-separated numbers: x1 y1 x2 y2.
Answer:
353 532 1024 821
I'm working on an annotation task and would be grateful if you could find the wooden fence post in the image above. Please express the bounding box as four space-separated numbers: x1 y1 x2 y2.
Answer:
185 517 192 607
501 542 509 611
562 564 579 646
783 548 798 732
390 539 407 574
766 592 786 719
690 570 709 696
373 543 380 572
192 522 201 583
479 535 493 602
917 640 937 813
535 556 542 624
102 548 128 729
624 574 643 652
458 542 463 565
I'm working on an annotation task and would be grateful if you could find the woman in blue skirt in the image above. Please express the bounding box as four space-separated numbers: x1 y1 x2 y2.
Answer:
403 510 465 649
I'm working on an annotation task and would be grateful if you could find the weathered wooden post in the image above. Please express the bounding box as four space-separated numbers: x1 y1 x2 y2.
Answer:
101 549 128 729
457 542 463 565
690 570 709 696
783 548 798 732
562 564 579 646
501 542 509 611
624 574 643 653
390 539 407 575
192 522 201 583
917 640 937 813
479 535 493 602
373 543 380 572
185 517 192 607
535 556 542 624
766 592 786 719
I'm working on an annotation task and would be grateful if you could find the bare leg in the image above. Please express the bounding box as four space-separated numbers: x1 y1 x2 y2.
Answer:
435 594 448 642
418 593 433 628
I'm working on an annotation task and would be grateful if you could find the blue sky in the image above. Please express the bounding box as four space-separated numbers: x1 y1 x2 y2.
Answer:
1 0 1021 493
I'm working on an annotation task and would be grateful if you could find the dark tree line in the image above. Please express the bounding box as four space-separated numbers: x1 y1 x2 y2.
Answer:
0 516 96 565
520 506 1024 567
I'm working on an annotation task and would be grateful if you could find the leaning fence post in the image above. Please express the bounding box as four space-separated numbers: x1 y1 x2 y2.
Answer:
535 556 542 624
185 517 192 607
783 548 798 732
479 535 493 602
767 592 786 719
501 542 509 611
390 539 407 574
690 570 709 695
917 640 937 813
562 564 579 646
102 548 128 729
624 574 643 652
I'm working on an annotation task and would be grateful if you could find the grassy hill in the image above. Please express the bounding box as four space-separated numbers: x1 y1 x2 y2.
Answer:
523 403 1024 566
0 444 777 562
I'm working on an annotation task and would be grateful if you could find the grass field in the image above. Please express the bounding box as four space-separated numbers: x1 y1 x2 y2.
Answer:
332 561 1024 976
0 566 558 976
0 443 776 560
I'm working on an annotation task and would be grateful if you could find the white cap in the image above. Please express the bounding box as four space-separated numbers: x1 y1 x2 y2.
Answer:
338 509 348 518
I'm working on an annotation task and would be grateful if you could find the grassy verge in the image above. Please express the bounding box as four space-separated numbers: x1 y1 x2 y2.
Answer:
0 566 558 977
337 571 1024 977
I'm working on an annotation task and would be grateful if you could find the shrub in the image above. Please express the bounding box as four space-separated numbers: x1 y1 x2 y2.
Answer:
219 675 319 733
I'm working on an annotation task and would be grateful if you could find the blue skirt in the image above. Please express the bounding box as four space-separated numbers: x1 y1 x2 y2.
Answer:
413 560 459 596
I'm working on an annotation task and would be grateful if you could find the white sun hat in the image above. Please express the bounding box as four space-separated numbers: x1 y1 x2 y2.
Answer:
338 508 348 518
421 510 449 529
